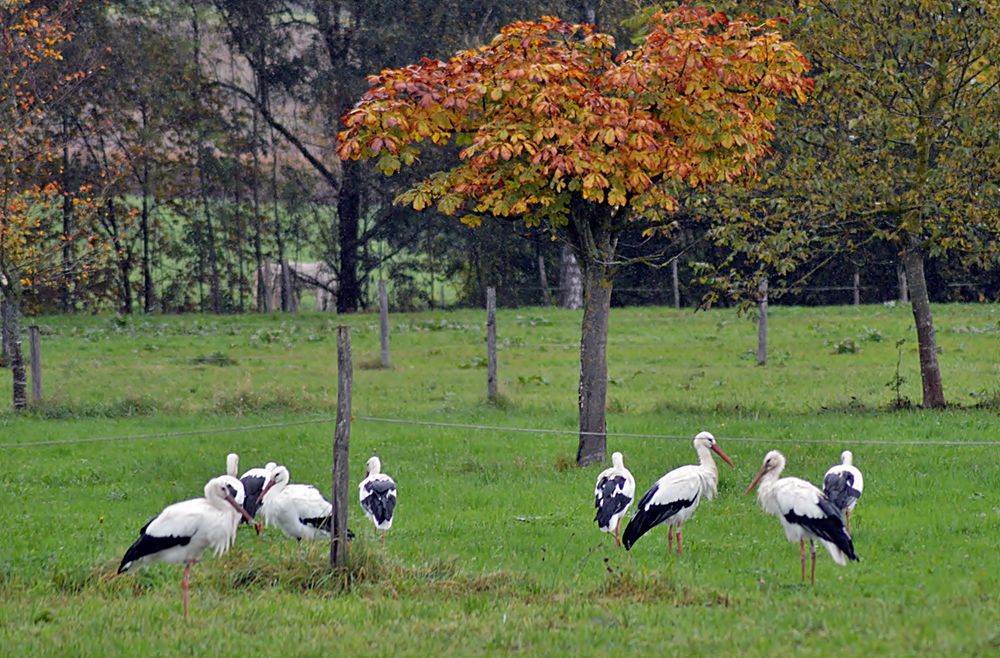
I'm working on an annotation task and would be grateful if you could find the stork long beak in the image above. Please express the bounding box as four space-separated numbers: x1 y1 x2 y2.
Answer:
744 465 768 495
257 479 276 503
711 444 735 468
224 493 260 534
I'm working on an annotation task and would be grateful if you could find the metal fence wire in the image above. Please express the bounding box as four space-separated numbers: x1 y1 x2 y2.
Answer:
2 414 998 450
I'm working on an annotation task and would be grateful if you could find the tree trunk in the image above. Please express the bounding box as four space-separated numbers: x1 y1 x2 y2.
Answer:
199 152 222 313
576 254 611 466
571 202 615 466
757 277 768 366
537 247 552 307
1 294 27 411
902 237 945 408
61 113 74 313
234 152 246 313
106 198 134 315
897 262 909 303
0 291 7 367
671 259 680 308
251 85 267 312
558 244 583 309
269 126 293 313
140 105 154 314
191 6 221 314
336 160 361 313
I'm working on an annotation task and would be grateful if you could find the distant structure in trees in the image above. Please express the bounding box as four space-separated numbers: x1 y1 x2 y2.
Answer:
256 261 337 312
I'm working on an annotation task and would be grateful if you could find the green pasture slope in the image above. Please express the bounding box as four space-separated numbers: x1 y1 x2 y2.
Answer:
1 303 998 656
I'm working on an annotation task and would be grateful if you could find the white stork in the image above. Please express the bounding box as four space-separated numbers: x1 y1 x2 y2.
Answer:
594 451 635 546
746 450 859 584
226 453 275 523
359 456 396 546
622 431 734 555
257 465 336 541
823 450 864 531
117 475 258 618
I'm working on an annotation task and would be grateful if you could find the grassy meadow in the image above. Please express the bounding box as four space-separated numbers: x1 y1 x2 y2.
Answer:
1 302 999 656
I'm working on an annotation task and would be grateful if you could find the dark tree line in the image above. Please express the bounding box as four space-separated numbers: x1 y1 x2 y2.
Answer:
11 0 997 322
4 0 997 421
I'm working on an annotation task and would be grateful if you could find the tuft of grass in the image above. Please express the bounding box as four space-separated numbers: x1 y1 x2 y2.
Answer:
358 357 391 370
16 395 161 420
211 382 326 415
553 454 576 472
189 352 238 367
831 337 862 354
593 559 734 606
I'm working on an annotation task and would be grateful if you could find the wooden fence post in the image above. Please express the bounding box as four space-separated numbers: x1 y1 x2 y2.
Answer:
756 278 768 366
486 286 497 402
671 260 680 309
29 325 41 403
378 280 390 368
852 271 860 306
330 326 352 569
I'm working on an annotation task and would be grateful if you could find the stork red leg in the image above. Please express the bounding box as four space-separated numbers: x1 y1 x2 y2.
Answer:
667 525 674 553
614 518 622 547
676 521 683 556
381 530 386 547
810 540 817 585
799 539 806 583
846 509 852 533
181 561 195 619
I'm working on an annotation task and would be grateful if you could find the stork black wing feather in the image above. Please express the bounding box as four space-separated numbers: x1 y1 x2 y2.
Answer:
240 475 266 520
621 484 696 550
362 490 396 526
301 515 332 531
784 497 859 561
594 475 630 527
822 471 860 513
117 517 192 574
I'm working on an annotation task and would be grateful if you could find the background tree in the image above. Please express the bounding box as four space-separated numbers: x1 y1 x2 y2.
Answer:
338 5 813 464
708 0 1000 408
0 0 105 409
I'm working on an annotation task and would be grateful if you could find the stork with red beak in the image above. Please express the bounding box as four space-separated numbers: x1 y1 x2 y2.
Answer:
257 465 335 541
622 431 734 555
117 475 259 617
746 450 859 584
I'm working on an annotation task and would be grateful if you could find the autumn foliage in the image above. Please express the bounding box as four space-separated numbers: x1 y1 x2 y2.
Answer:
338 3 812 465
1 0 104 410
337 4 813 232
1 0 102 298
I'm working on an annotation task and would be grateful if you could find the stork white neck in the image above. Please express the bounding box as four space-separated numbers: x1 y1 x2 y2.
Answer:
366 456 382 477
269 466 290 496
755 450 787 497
205 475 245 511
841 450 854 466
611 451 625 470
226 453 239 478
693 435 720 472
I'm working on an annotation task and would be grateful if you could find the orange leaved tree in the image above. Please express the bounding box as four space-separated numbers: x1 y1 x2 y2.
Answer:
1 0 102 410
337 4 812 465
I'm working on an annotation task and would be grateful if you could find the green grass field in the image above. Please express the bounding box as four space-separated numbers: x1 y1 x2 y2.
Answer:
1 303 998 656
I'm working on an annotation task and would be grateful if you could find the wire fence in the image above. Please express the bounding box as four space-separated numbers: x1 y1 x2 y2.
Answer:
2 412 999 451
